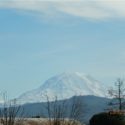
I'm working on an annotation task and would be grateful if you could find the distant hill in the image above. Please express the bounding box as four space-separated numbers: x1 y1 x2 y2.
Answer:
21 95 110 124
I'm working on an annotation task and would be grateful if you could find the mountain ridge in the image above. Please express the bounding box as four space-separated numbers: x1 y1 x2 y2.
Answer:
21 95 110 124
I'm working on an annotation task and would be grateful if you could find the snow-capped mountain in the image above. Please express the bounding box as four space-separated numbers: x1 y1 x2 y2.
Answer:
17 72 107 104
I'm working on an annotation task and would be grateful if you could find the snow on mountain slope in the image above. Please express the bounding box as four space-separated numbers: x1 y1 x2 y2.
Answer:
17 72 107 104
0 93 4 104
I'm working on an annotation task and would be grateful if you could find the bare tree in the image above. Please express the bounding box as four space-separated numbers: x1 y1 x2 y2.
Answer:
0 92 24 125
69 96 84 122
44 95 66 125
43 95 84 125
108 78 125 111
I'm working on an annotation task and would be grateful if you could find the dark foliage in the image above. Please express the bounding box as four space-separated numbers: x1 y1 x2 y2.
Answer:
90 112 125 125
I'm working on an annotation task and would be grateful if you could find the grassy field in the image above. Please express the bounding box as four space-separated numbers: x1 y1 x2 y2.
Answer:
14 118 84 125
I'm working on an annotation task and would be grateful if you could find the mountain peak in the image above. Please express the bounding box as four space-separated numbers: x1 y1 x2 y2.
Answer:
59 72 86 77
17 72 107 104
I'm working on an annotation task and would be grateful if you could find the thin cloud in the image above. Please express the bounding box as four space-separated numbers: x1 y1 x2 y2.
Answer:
0 0 125 20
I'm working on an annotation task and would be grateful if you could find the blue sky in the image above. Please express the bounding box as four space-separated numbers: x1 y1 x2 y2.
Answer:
0 0 125 99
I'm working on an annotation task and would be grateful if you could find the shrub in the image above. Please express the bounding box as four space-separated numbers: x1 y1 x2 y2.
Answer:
90 112 125 125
